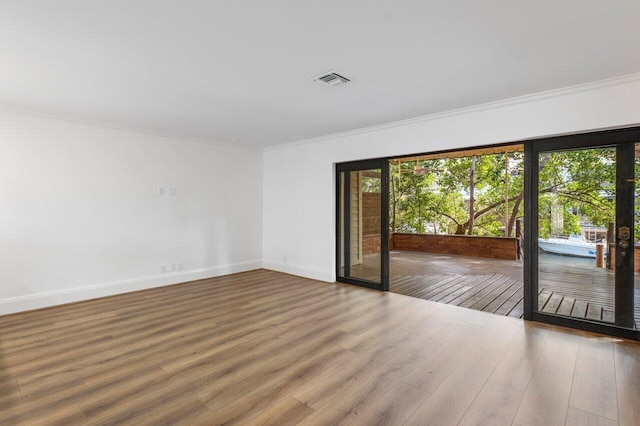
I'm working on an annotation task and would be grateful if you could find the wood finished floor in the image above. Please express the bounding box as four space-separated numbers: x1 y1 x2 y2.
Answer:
386 251 526 319
1 269 640 425
353 251 640 326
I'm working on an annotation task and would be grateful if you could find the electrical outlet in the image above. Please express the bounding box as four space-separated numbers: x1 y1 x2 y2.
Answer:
168 187 177 195
161 264 167 273
170 263 177 272
157 187 165 195
177 262 183 271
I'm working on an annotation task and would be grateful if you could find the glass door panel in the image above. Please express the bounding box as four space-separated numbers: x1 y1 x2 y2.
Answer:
535 144 637 330
337 160 389 290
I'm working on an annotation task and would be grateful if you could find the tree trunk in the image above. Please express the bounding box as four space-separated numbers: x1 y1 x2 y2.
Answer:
468 156 476 235
507 198 522 237
391 164 396 232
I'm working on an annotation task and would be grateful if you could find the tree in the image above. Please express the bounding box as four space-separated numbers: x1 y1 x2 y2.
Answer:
537 148 614 238
391 148 615 239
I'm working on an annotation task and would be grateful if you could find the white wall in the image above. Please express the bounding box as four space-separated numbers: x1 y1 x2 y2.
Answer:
263 74 640 282
4 74 639 316
0 109 263 315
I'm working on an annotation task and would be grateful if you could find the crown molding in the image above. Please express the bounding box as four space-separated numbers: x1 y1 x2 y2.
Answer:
0 102 260 152
3 71 639 154
264 72 640 152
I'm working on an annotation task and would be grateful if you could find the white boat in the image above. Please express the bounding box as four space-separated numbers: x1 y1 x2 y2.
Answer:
538 235 600 258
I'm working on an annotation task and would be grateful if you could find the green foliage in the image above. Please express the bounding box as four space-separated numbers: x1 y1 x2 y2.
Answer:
636 159 640 242
362 174 381 192
392 153 524 236
537 148 615 238
392 147 617 239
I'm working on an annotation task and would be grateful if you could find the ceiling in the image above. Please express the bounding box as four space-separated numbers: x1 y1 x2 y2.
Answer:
1 1 639 149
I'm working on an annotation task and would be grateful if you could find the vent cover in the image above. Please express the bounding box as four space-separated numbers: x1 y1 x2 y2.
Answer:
312 72 351 87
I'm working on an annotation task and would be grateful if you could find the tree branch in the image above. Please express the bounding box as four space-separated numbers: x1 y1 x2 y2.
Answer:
436 212 460 226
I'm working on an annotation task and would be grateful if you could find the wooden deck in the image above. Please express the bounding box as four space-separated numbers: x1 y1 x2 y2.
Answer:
351 250 640 328
388 251 525 318
536 256 618 323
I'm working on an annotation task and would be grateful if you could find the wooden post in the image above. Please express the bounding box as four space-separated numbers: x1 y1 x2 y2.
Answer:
505 153 509 236
468 156 476 235
596 243 605 268
516 219 522 259
396 161 402 231
606 222 614 270
390 161 396 232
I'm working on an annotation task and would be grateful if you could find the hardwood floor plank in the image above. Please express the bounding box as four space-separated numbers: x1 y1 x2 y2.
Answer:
0 269 638 425
489 324 549 391
200 348 356 425
404 347 504 425
569 336 618 421
458 380 524 426
244 397 314 426
293 328 424 410
84 395 213 426
3 367 164 424
616 379 640 426
614 341 640 385
513 330 580 426
565 407 619 426
402 337 477 393
296 372 394 425
194 331 355 406
349 381 429 426
16 405 87 426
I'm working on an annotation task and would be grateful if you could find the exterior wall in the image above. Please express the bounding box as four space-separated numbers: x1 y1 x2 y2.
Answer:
362 192 381 255
362 235 381 256
349 172 361 264
392 233 518 260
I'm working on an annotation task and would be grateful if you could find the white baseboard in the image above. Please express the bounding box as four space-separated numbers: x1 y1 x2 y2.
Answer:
262 259 334 282
0 260 262 316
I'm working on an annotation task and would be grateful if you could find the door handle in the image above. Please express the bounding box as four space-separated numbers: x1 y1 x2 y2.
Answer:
618 226 631 257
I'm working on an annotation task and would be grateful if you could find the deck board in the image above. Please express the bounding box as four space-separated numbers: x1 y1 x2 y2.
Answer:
480 279 522 313
556 297 575 316
571 300 589 318
542 293 563 314
349 250 640 327
469 278 518 312
492 284 524 316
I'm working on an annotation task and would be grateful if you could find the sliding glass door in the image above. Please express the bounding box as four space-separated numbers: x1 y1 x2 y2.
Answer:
334 127 638 339
525 128 640 338
336 159 389 290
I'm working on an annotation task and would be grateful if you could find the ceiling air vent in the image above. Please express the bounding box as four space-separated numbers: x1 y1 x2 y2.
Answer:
312 72 351 87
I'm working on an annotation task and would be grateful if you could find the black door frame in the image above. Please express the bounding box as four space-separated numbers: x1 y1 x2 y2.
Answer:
335 126 639 340
524 126 640 340
336 158 390 291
